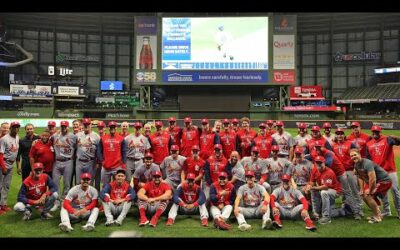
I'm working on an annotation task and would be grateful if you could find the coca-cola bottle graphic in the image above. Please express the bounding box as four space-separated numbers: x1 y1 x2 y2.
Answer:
139 36 153 70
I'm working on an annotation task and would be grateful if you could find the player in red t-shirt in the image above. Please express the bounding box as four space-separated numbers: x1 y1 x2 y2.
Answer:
29 130 55 177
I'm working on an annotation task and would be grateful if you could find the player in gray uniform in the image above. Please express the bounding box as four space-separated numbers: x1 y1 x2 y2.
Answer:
270 174 316 231
293 122 312 152
228 151 245 191
51 121 77 211
290 147 313 196
133 152 161 190
240 146 270 193
271 121 295 160
0 121 20 212
234 170 273 231
125 122 151 183
264 145 294 192
160 145 186 191
75 118 100 184
59 172 99 232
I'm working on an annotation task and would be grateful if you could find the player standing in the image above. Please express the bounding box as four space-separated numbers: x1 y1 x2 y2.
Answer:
16 123 40 180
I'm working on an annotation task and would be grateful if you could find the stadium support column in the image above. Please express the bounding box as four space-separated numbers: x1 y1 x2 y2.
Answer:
279 86 289 110
140 85 151 109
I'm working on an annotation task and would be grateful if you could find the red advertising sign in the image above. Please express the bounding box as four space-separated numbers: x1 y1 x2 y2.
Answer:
289 86 324 100
272 70 296 84
283 106 339 111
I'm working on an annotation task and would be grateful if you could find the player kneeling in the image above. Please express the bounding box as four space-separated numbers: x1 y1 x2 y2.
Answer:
209 172 235 230
166 173 209 227
59 173 99 232
234 170 273 231
100 170 136 226
14 163 58 220
270 174 316 231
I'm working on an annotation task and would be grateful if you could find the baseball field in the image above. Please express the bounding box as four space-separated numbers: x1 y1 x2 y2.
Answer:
1 127 400 238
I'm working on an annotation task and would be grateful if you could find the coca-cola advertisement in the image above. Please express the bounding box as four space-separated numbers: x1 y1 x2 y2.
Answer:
289 86 324 100
136 35 157 70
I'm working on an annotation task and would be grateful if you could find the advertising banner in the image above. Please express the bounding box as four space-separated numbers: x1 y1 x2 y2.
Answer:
57 86 80 96
272 70 296 84
283 106 339 111
289 86 324 100
135 16 158 35
162 71 267 83
54 110 83 118
106 113 134 119
273 35 295 69
273 15 296 33
10 85 52 96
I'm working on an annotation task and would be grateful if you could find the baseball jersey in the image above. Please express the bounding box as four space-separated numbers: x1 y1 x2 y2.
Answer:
204 154 228 185
314 167 342 194
347 132 370 158
173 182 205 205
264 157 293 185
76 131 100 161
100 180 136 202
310 149 345 177
237 183 267 207
133 163 161 184
17 173 57 205
271 131 295 157
210 181 236 206
331 140 356 171
271 186 304 209
180 127 200 157
199 130 220 160
29 140 54 173
149 132 172 164
305 137 333 157
160 155 186 183
165 126 182 148
294 134 312 150
323 134 336 146
290 159 313 186
366 135 399 173
219 129 238 159
0 133 20 170
64 185 98 211
125 133 151 159
354 158 391 183
182 156 205 185
237 129 257 157
230 161 246 182
52 132 77 159
240 157 268 181
97 134 127 170
142 181 171 198
252 134 276 159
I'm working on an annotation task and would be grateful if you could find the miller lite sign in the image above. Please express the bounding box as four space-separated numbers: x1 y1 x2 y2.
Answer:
48 66 73 76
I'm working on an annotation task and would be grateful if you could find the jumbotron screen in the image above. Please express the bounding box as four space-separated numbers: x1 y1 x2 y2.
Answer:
162 17 269 71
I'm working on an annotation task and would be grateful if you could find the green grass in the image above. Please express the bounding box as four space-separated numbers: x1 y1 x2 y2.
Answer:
1 127 400 237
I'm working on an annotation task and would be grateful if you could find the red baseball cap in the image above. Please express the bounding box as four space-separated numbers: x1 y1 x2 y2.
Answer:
258 123 266 129
48 121 56 127
281 174 291 182
245 170 255 177
266 120 274 125
271 145 280 151
60 121 69 127
168 116 176 122
152 171 162 177
214 144 222 150
311 126 320 131
171 145 179 151
184 117 192 123
145 152 153 159
155 121 163 127
335 128 345 134
323 122 331 128
251 146 259 153
192 145 200 151
298 122 307 129
222 119 230 124
315 156 325 163
97 121 106 128
81 173 92 180
371 125 382 132
275 121 284 127
133 122 142 128
186 173 196 180
108 121 117 127
201 118 209 125
82 118 91 125
32 162 44 170
231 118 239 125
294 147 304 154
218 172 228 179
351 122 360 128
10 121 20 127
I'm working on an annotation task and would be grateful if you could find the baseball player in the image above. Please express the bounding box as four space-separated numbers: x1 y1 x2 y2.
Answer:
14 162 58 220
16 123 40 180
347 121 370 158
70 119 82 191
219 118 239 159
240 146 270 193
271 121 295 160
96 121 127 185
234 170 272 231
132 152 161 192
181 145 205 186
143 123 152 138
293 122 312 152
150 121 173 165
231 118 239 133
137 171 172 227
75 118 100 184
100 169 136 226
304 126 333 159
227 151 245 191
164 116 182 148
59 172 99 232
29 129 54 178
72 120 82 135
119 121 130 137
270 174 316 231
215 24 234 60
350 148 392 223
322 122 335 146
290 147 313 196
0 122 9 139
166 173 209 226
213 120 222 134
264 145 294 192
309 156 345 224
199 118 221 161
366 125 400 218
47 121 57 136
96 121 106 137
160 145 186 191
204 144 228 199
209 172 236 230
180 117 201 157
265 120 276 135
0 121 20 213
94 120 106 191
252 123 277 159
124 122 151 183
236 117 257 158
50 120 77 212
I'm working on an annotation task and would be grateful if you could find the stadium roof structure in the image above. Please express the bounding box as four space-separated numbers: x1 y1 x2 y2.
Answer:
337 84 400 103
